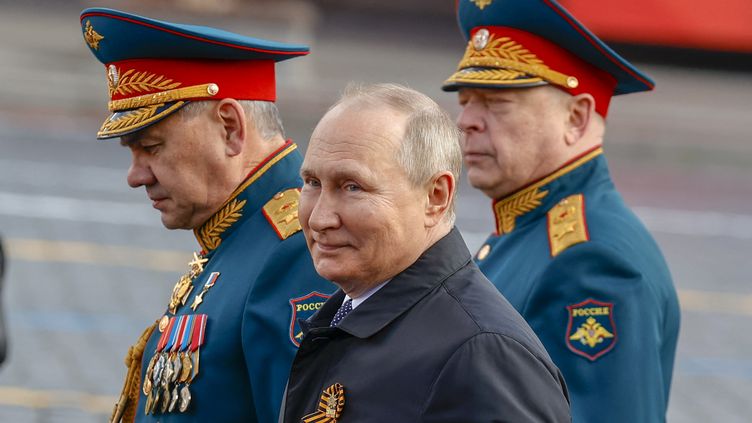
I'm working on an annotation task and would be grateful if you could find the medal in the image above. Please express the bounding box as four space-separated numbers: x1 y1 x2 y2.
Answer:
171 354 182 383
190 272 220 311
179 352 192 383
168 385 180 412
179 385 192 412
149 387 160 415
302 383 345 423
160 382 171 413
158 315 170 332
143 390 153 416
143 354 158 395
167 252 208 314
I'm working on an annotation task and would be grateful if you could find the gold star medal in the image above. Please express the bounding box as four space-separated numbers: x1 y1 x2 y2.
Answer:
191 272 220 311
167 252 208 314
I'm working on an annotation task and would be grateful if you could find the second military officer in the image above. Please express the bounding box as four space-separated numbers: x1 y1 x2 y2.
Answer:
442 1 681 422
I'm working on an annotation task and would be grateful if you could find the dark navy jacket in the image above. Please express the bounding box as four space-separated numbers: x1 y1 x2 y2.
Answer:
282 228 571 423
476 147 680 422
136 142 334 423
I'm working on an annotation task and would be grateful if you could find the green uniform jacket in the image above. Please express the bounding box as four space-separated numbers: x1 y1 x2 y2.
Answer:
476 147 680 423
136 142 334 423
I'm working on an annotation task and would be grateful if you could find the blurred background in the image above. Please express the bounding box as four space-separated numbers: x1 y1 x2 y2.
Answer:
0 0 750 421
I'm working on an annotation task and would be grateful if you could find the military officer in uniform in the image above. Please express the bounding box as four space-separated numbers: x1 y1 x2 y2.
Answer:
442 1 681 422
280 83 570 422
80 8 333 422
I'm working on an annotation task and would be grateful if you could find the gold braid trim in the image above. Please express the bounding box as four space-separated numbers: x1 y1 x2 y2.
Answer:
446 34 577 89
110 321 157 423
111 69 181 97
109 83 219 112
97 102 186 139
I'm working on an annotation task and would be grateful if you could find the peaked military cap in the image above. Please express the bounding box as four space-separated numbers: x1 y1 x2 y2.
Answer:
442 0 655 116
80 8 309 139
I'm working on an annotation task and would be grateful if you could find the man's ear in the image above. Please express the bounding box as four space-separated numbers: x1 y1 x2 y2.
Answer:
564 93 595 146
216 99 246 157
425 171 455 227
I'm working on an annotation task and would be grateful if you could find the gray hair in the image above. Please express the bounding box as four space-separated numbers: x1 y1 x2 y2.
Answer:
179 99 285 141
335 83 462 224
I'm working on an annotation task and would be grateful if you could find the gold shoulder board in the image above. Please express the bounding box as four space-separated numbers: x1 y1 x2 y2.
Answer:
547 194 589 257
262 188 302 240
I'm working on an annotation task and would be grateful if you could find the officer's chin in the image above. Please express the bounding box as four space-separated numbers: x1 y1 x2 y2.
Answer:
159 212 192 231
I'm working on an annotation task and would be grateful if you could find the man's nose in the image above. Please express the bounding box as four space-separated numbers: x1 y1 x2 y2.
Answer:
126 154 156 188
306 190 342 232
457 103 485 134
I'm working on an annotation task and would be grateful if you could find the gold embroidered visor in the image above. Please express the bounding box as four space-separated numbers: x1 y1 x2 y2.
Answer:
95 59 277 139
443 26 617 116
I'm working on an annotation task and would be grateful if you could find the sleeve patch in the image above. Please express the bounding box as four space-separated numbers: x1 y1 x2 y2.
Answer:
547 193 589 257
565 299 617 361
262 188 302 240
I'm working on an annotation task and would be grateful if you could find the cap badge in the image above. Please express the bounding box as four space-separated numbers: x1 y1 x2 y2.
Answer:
473 28 490 51
107 65 119 95
84 20 104 50
470 0 493 10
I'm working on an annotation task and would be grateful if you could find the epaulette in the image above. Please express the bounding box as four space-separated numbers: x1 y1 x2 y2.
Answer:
262 188 303 240
547 194 589 257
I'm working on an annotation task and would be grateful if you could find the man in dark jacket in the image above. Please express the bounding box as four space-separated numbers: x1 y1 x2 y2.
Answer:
281 83 570 422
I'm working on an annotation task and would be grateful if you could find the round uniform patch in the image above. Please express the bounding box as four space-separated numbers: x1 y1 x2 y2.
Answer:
565 299 617 361
289 292 331 347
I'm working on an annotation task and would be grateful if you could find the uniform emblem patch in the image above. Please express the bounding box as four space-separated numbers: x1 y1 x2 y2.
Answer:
566 299 617 361
289 292 331 347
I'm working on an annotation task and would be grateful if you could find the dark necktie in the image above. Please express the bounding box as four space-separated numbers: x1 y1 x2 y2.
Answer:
330 298 353 327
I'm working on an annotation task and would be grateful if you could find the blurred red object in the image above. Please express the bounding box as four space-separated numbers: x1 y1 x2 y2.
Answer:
560 0 752 53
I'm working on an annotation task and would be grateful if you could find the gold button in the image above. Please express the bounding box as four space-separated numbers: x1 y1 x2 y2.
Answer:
566 76 579 88
477 244 491 261
207 83 219 96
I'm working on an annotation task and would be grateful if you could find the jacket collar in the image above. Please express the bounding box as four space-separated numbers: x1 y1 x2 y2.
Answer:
491 146 606 236
302 227 472 339
193 141 301 254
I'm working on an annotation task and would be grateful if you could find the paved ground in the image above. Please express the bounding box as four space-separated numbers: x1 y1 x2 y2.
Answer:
0 2 751 422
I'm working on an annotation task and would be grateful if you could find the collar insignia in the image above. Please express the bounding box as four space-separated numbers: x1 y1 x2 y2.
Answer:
302 383 345 423
493 187 548 235
84 20 104 50
566 299 617 361
196 198 247 252
491 147 604 236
